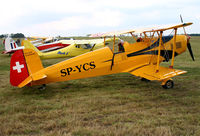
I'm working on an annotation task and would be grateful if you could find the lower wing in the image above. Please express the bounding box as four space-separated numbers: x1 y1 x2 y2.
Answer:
128 65 186 81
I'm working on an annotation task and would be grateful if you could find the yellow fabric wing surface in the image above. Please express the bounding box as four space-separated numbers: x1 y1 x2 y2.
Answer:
91 22 193 37
129 65 187 81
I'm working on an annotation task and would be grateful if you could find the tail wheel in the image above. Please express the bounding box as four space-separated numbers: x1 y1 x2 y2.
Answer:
141 78 150 82
38 84 46 91
162 80 174 89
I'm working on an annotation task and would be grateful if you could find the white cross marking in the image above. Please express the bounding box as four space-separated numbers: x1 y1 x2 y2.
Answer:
13 61 24 73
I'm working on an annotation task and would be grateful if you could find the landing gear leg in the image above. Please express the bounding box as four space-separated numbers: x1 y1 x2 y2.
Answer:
38 84 46 90
161 79 174 89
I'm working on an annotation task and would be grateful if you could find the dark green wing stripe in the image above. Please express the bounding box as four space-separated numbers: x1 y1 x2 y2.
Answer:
127 36 173 57
127 50 178 61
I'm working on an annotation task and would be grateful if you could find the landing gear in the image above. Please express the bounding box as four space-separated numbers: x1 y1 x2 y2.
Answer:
38 84 46 90
162 80 174 89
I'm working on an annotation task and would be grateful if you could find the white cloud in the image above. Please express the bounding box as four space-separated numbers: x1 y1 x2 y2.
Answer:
89 10 123 27
0 0 199 35
21 10 124 36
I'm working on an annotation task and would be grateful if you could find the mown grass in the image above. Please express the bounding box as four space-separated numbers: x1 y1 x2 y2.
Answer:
0 37 200 136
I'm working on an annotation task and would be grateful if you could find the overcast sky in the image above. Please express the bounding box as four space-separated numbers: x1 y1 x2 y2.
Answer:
1 0 199 36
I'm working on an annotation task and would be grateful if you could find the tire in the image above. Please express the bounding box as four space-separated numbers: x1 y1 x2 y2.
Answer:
162 80 174 89
38 84 46 91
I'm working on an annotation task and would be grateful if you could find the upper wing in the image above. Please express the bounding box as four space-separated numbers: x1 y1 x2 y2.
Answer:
127 65 187 81
91 22 193 37
143 22 193 32
60 38 115 44
90 29 135 37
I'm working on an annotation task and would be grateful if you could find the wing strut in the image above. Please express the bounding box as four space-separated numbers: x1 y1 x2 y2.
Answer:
104 37 106 47
143 32 147 39
130 32 137 41
170 28 177 68
151 32 155 39
113 35 116 52
156 31 163 72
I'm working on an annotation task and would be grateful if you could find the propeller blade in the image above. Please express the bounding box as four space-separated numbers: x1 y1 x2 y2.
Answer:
187 42 195 61
180 14 187 35
180 15 194 61
180 14 184 23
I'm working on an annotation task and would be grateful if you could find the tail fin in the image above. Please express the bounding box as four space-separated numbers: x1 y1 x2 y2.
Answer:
23 40 43 56
10 49 46 87
5 37 19 51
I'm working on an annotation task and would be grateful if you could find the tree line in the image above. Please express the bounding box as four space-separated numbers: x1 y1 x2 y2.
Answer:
188 34 200 36
0 33 25 38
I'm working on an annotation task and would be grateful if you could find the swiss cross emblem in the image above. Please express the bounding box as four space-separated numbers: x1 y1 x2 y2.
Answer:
13 62 24 73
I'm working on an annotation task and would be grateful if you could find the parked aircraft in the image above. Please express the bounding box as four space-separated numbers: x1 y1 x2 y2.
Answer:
10 22 194 89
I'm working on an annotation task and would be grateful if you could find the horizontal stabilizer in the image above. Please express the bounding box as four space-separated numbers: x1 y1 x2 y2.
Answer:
129 65 187 81
18 73 47 88
31 72 47 81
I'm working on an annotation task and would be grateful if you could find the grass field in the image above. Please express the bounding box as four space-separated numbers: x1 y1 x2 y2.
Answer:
0 37 200 136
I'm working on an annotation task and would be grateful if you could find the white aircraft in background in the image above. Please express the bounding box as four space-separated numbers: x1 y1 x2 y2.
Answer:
2 36 24 54
2 37 70 54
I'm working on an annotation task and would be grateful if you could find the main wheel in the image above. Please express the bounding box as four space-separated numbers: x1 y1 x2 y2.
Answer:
162 80 174 89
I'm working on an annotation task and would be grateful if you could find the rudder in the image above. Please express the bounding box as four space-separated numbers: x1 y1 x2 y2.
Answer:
10 49 45 87
5 37 19 51
10 50 29 86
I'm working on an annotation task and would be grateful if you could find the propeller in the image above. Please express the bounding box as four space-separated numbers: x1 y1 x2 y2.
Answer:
180 14 195 61
187 42 195 61
180 15 187 35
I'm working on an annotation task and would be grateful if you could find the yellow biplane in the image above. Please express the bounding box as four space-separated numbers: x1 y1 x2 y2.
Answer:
10 22 194 89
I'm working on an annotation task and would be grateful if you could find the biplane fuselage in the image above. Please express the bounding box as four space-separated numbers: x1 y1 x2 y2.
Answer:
10 35 187 87
33 35 187 85
10 22 193 89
